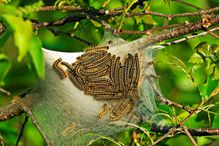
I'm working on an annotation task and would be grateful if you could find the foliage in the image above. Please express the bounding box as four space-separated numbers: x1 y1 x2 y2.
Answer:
0 0 219 146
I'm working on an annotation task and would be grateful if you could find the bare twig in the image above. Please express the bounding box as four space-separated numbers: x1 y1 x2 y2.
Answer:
163 27 219 46
37 5 219 20
208 31 219 39
15 115 28 146
179 123 198 146
137 14 219 48
47 28 94 46
114 22 191 35
147 76 192 113
0 100 24 121
127 6 219 19
0 88 10 96
151 123 219 136
33 13 113 31
151 127 177 146
27 110 52 146
33 14 88 29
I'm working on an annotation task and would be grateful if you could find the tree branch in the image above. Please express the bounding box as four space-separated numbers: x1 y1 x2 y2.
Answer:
127 6 219 19
151 123 219 136
0 100 24 121
0 87 10 96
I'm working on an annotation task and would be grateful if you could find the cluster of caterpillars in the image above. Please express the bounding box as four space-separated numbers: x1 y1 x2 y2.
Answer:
53 46 140 121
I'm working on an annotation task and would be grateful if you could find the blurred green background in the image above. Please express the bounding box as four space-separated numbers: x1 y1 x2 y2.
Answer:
0 0 219 145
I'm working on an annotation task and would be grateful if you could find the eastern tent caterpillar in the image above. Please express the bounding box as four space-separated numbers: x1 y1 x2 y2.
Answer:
54 47 140 121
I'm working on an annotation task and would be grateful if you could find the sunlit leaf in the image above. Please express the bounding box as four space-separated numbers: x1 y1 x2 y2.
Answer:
0 14 33 62
214 66 219 80
0 5 20 16
141 15 156 25
29 35 44 79
188 53 204 64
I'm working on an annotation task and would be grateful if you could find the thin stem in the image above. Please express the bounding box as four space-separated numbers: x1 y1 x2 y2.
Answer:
47 28 94 46
179 123 198 146
15 115 28 146
118 0 138 30
0 87 10 96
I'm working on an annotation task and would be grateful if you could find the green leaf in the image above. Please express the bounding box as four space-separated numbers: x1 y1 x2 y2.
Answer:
158 104 174 116
141 15 157 25
0 54 11 84
0 14 33 62
0 31 11 48
198 75 218 100
195 42 209 54
29 35 44 79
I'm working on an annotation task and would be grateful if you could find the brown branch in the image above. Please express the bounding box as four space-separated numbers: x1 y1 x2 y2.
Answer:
47 28 94 46
27 109 52 146
137 14 219 48
37 6 121 16
114 22 190 35
151 123 219 136
0 93 36 121
151 127 177 146
37 5 219 20
127 6 219 19
33 13 112 31
0 100 24 121
163 27 219 46
179 123 198 146
33 14 88 29
0 87 10 96
148 76 193 113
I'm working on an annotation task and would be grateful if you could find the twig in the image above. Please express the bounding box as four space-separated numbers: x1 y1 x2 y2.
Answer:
135 14 219 48
151 123 219 136
150 127 177 146
33 13 113 31
0 88 10 96
33 14 88 29
208 31 219 39
37 6 121 16
47 28 94 46
15 115 28 146
27 110 52 146
162 27 219 46
127 6 219 19
118 0 137 30
114 23 190 35
151 102 203 145
147 76 192 113
0 100 24 121
0 134 4 146
37 5 219 20
179 123 198 146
